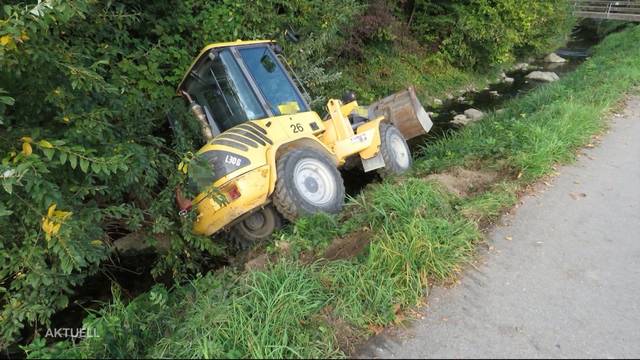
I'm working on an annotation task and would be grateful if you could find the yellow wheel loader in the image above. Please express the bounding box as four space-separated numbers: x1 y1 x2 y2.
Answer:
175 40 432 248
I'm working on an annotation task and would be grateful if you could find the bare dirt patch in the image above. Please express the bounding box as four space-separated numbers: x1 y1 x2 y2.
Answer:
425 167 499 197
244 253 270 272
323 228 372 261
318 306 362 355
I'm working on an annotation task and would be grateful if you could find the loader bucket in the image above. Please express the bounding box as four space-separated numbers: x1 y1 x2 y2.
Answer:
368 86 433 140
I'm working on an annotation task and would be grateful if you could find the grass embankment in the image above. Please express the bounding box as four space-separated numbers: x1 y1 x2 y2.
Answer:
32 25 640 359
329 41 500 107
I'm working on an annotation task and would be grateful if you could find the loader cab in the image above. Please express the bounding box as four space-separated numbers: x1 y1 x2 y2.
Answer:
178 41 310 135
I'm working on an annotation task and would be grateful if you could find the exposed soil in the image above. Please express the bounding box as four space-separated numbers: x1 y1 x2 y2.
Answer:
320 306 361 355
425 167 499 197
323 228 373 261
244 253 270 272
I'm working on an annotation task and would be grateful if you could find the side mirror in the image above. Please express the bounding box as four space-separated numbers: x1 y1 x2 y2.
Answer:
342 91 357 104
272 43 284 55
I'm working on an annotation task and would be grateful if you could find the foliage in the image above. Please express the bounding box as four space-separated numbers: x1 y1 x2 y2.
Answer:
0 0 580 352
0 0 357 348
408 0 575 67
32 24 640 358
339 0 399 59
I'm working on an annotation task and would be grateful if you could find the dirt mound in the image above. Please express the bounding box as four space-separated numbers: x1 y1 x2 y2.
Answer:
323 228 372 261
425 167 498 197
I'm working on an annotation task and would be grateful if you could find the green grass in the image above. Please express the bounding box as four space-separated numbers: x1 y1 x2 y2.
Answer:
327 42 501 106
27 25 640 359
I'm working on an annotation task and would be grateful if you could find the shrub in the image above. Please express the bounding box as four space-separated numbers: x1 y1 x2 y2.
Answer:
0 0 358 348
408 0 575 67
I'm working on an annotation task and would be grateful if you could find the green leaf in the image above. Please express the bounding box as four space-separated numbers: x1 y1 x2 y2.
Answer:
2 181 12 194
79 159 89 173
42 148 55 160
91 162 102 174
0 204 12 217
59 152 68 165
69 154 78 169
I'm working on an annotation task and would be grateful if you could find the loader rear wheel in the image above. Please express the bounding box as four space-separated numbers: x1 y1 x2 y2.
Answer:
228 205 281 250
378 123 412 176
273 148 345 221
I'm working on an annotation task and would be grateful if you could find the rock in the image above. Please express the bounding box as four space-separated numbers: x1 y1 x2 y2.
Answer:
452 114 471 126
500 72 507 79
489 90 500 97
503 76 515 84
464 108 485 121
512 62 529 71
432 98 443 107
457 96 466 103
525 71 559 82
544 52 567 63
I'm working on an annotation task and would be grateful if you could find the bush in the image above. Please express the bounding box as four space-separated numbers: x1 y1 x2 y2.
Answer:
0 0 358 348
409 0 575 67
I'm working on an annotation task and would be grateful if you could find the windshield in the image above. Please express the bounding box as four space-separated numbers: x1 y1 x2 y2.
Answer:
239 46 308 116
186 49 266 132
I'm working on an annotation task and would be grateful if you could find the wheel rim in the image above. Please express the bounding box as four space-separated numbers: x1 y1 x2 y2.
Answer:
390 132 410 168
293 158 336 206
243 211 266 231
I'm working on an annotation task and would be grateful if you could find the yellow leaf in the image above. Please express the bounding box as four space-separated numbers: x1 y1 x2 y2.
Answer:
20 136 33 143
20 32 29 41
63 116 70 123
47 204 57 217
57 210 72 220
0 35 12 47
21 142 32 156
38 140 53 149
91 240 103 246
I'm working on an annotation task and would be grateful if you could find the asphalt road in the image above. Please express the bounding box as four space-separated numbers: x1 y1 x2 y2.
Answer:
358 96 640 358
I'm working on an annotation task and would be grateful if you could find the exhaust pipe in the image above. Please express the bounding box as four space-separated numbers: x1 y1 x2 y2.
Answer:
182 91 214 141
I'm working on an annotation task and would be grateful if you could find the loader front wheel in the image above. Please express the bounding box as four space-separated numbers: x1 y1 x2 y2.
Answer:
378 123 412 176
273 148 345 221
228 205 281 250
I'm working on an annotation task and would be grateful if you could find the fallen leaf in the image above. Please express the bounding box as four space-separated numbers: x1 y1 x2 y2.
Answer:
505 236 513 241
586 143 595 148
569 192 587 200
368 324 384 335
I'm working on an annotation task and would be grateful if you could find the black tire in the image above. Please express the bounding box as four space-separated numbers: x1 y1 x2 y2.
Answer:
273 147 345 222
228 205 281 250
378 123 412 177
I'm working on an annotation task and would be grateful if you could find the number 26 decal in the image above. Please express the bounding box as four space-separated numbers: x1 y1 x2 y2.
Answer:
290 123 304 133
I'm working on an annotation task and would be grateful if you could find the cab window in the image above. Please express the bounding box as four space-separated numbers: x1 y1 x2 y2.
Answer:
239 46 308 116
186 49 266 132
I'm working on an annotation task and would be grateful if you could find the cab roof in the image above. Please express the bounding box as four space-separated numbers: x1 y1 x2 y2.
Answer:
176 40 274 94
